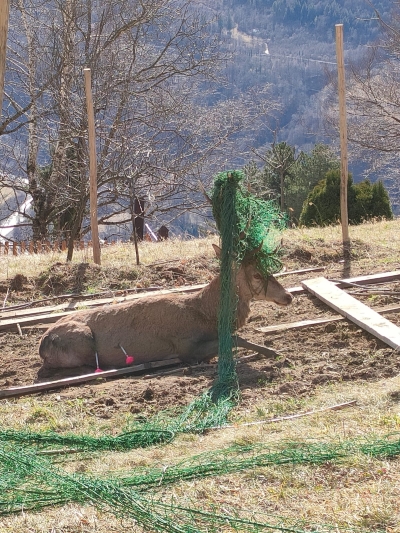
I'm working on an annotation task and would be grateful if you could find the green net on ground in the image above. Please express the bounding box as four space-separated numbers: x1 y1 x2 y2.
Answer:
0 434 398 531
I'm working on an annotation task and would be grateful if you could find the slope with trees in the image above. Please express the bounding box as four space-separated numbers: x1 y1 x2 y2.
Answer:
1 0 398 243
0 0 282 250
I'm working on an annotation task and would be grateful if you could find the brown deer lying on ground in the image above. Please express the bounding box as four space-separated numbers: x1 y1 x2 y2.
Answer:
38 245 292 378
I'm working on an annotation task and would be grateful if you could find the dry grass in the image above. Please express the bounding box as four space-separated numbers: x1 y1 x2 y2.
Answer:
1 219 400 532
0 235 219 282
1 218 399 282
2 377 400 532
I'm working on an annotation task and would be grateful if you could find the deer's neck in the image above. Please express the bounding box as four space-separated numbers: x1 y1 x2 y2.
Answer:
197 274 252 328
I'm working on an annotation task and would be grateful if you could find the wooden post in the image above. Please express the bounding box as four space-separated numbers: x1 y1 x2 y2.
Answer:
335 24 350 247
0 0 10 117
83 68 101 265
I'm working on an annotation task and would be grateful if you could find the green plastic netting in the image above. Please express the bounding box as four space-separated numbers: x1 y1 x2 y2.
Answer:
210 170 285 402
0 433 398 531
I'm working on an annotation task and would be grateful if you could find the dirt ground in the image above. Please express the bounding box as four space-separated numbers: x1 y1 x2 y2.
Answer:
0 237 400 419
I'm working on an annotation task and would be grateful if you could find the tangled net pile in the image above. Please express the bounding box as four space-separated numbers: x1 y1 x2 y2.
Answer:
1 431 399 531
0 170 390 532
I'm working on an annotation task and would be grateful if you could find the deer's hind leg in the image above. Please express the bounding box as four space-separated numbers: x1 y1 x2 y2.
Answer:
177 337 219 364
38 321 96 377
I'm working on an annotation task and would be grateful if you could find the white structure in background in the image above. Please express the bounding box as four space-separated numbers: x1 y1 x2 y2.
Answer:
264 43 270 55
145 223 158 242
0 194 33 243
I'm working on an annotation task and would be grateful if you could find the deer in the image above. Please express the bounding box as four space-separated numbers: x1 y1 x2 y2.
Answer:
37 244 292 378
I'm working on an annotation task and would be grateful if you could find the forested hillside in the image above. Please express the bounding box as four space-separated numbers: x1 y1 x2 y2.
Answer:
0 0 398 244
205 0 400 214
213 0 389 150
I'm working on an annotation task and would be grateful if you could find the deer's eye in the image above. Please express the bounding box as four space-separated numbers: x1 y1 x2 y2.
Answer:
254 273 263 280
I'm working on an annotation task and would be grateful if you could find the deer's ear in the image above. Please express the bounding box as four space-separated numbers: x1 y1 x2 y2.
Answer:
212 244 221 258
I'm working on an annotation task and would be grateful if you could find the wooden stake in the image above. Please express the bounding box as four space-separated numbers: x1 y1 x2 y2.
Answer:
0 0 10 117
335 24 350 247
208 400 357 430
83 68 101 265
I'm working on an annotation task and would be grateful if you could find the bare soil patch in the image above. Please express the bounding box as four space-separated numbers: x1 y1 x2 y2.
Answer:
1 232 399 420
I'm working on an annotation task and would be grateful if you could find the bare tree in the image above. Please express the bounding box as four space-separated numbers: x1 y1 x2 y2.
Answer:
323 3 400 209
1 0 279 250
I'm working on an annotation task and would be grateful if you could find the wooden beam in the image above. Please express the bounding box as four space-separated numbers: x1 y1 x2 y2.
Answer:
336 23 350 247
235 335 280 358
0 284 207 328
302 277 400 350
275 266 325 278
257 303 400 334
287 270 400 296
0 358 181 399
84 68 101 265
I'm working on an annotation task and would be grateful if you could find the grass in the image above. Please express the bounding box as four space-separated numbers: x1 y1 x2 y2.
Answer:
0 219 400 532
1 218 400 283
0 235 219 282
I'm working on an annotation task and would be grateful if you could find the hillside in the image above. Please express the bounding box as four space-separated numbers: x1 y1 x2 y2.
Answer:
216 0 389 150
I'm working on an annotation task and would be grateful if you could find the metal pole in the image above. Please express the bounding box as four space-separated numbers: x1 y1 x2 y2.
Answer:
335 24 350 247
84 68 101 265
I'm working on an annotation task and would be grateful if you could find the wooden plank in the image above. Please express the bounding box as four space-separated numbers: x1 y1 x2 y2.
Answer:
0 313 68 331
288 270 400 296
337 271 400 286
0 358 181 399
256 303 400 334
257 316 343 334
275 266 325 278
236 335 280 358
0 284 207 328
302 277 400 350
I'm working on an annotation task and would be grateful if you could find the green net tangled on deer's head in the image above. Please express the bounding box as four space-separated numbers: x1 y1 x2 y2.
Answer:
209 170 287 402
211 170 287 278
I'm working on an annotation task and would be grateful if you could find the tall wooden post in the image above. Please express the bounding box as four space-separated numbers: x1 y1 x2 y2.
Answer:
84 68 101 265
0 0 10 117
335 24 350 247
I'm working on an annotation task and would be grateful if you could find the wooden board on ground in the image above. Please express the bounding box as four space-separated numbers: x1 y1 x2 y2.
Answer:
0 284 207 331
288 270 400 296
0 358 182 399
275 266 325 277
257 303 400 334
302 277 400 350
0 283 207 320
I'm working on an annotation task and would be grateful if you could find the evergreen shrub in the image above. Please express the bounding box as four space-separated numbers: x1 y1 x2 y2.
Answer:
299 170 393 226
